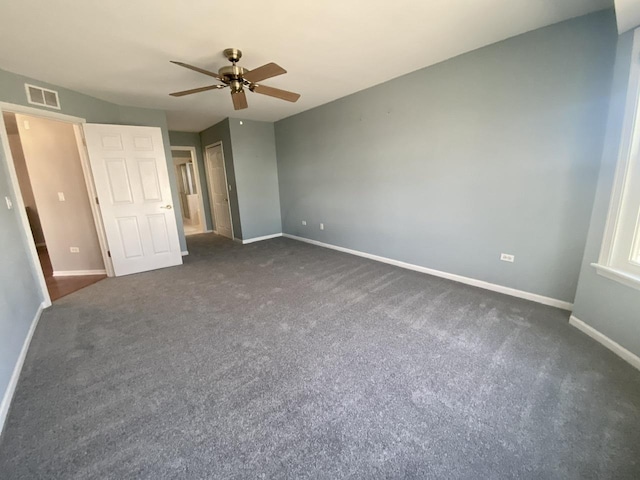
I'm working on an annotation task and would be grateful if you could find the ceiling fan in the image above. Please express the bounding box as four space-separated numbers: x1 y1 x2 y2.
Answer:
169 48 300 110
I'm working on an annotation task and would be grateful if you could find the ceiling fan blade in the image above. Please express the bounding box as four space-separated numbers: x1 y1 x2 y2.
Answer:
232 90 248 110
169 85 226 97
252 84 300 103
170 61 223 81
243 63 287 83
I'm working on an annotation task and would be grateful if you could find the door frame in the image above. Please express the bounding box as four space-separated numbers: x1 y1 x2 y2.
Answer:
204 141 235 239
0 102 114 307
171 146 207 235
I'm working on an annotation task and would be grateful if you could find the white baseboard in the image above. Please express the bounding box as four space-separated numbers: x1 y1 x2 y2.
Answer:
181 250 189 256
52 269 106 277
283 234 573 311
242 233 283 244
0 302 45 435
569 315 640 371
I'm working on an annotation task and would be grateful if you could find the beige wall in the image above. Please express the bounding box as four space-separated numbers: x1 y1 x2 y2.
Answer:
16 114 104 273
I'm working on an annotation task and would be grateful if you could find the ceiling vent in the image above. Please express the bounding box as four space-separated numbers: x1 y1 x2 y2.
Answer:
25 84 60 109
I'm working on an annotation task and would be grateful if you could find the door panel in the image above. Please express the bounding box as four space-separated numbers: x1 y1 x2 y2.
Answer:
84 124 182 276
205 144 233 239
106 159 133 203
138 159 162 201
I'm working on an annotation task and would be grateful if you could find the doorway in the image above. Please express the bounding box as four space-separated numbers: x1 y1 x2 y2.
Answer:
204 142 234 239
171 147 206 236
1 110 110 303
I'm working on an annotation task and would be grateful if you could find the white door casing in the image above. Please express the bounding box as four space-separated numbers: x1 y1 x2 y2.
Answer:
83 124 182 276
205 143 233 239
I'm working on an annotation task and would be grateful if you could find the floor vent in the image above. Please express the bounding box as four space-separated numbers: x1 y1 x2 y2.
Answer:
25 84 60 109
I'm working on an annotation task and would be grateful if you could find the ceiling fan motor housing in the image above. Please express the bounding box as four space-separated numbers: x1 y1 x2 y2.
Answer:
218 65 247 92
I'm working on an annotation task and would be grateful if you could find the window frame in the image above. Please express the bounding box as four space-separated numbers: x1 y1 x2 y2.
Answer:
593 27 640 291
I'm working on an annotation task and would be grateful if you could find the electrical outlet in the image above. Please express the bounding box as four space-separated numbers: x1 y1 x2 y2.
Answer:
58 192 65 202
320 223 324 230
301 220 307 226
500 253 515 263
70 247 80 253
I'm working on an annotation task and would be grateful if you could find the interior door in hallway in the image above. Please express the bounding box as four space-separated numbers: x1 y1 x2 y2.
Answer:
83 124 183 276
205 144 233 239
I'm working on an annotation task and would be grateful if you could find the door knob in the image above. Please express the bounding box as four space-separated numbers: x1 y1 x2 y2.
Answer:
160 205 173 209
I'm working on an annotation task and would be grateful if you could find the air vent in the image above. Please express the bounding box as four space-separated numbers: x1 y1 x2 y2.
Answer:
25 84 60 109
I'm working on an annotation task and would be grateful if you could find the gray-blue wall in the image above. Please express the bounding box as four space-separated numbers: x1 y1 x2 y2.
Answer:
228 119 282 239
0 140 43 423
275 11 617 304
0 68 187 418
168 130 213 232
572 30 640 357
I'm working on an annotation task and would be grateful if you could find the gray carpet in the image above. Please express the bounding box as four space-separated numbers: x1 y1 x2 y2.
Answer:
1 234 639 479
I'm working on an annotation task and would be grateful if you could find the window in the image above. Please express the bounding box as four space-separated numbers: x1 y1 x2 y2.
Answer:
593 29 640 290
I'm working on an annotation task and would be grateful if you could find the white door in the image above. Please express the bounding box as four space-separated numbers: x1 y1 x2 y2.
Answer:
83 124 183 276
205 144 233 239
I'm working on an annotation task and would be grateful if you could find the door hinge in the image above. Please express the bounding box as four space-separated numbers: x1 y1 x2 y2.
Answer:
107 250 111 258
95 196 99 205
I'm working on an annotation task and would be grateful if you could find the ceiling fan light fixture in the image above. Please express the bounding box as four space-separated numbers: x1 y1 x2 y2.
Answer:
169 48 300 110
230 79 243 94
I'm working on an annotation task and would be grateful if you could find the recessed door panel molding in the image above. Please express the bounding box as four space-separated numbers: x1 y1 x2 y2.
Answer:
84 123 182 276
117 216 144 258
133 135 154 151
147 214 171 254
137 158 162 202
105 158 133 204
100 134 124 150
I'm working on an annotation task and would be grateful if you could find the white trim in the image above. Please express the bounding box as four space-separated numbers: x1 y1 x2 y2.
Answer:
52 269 106 277
0 104 54 307
171 146 207 234
591 263 640 291
241 233 283 244
0 302 45 435
75 125 114 278
569 315 640 371
204 142 235 240
181 250 189 256
0 102 83 123
283 234 573 310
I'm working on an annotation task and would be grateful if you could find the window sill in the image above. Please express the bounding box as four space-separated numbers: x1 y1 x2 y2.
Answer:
591 263 640 292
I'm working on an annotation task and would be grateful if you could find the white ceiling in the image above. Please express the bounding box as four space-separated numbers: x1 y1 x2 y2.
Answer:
0 0 612 132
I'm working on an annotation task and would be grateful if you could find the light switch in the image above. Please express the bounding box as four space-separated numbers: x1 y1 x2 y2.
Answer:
5 196 12 210
58 192 65 201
